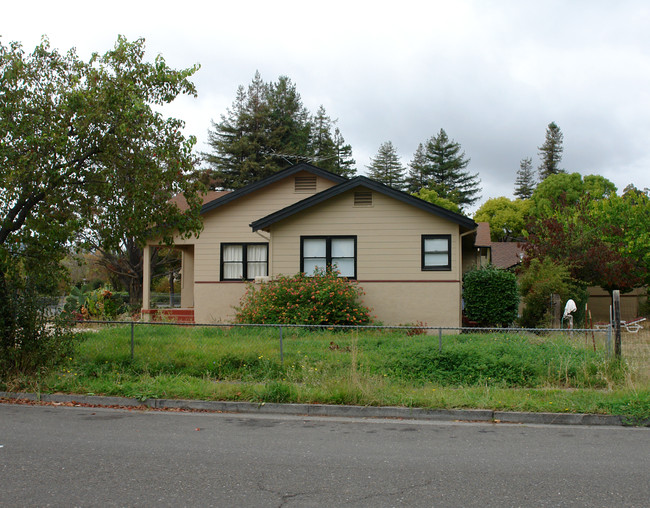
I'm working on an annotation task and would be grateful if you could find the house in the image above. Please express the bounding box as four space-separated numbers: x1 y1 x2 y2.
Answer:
473 222 525 270
141 163 479 326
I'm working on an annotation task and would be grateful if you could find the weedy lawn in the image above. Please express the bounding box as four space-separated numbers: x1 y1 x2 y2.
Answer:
8 324 650 424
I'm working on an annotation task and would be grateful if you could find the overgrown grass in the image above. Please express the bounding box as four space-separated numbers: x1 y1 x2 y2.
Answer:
4 324 649 424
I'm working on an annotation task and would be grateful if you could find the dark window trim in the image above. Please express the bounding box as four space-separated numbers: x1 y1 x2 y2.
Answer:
220 242 268 281
300 236 357 279
421 234 452 271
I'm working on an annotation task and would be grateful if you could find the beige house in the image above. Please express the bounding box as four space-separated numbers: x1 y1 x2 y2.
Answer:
142 163 479 326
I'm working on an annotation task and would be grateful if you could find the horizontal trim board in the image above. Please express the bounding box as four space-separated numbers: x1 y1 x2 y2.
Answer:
196 279 460 284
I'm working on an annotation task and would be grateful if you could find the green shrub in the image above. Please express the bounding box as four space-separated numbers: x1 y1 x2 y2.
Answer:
518 259 587 328
235 268 372 325
463 265 519 327
64 284 127 320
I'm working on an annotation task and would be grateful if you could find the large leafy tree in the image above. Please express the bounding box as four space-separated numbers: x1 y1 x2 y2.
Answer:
473 197 531 242
538 122 564 181
366 141 406 190
0 36 204 364
420 129 481 211
524 175 647 294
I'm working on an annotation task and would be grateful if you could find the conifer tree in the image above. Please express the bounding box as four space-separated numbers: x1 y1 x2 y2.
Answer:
406 143 428 193
203 72 311 189
331 127 356 178
422 129 480 210
514 156 536 199
538 122 565 181
367 141 406 190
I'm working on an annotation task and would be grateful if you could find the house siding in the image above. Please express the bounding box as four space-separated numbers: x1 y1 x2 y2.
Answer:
269 189 463 326
160 171 339 323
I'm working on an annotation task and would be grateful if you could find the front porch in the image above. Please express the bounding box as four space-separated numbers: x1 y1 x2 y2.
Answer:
141 244 196 323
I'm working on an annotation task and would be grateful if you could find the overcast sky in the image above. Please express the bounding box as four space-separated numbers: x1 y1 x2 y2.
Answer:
3 0 649 213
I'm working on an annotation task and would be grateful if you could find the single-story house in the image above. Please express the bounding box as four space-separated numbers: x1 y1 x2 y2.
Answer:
142 163 479 326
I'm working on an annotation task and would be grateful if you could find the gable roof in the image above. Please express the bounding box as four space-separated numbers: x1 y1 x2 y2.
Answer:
200 162 347 215
475 222 492 247
250 176 478 232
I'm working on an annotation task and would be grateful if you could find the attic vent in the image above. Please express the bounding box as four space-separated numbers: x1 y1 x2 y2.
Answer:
295 176 317 193
354 191 373 207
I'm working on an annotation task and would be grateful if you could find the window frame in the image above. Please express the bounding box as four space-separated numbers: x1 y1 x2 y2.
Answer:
421 234 452 271
220 242 269 281
300 236 357 279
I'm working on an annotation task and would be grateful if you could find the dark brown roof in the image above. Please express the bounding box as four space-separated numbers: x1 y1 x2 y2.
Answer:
475 222 492 247
491 242 525 269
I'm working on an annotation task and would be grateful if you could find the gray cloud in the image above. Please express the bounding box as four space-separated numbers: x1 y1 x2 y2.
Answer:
4 0 649 212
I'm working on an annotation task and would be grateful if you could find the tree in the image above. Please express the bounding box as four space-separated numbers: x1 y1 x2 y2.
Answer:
331 127 356 178
0 36 204 371
514 156 536 199
309 107 356 177
412 188 460 214
523 196 646 293
406 143 428 193
530 173 615 218
473 197 531 242
538 122 564 180
204 73 355 188
366 141 406 190
421 129 481 211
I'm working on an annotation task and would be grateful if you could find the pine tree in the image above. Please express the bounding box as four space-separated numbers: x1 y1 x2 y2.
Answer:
310 105 336 170
203 72 311 189
367 141 406 190
203 75 355 188
514 156 536 199
331 127 356 178
538 122 564 181
422 129 480 210
406 143 428 193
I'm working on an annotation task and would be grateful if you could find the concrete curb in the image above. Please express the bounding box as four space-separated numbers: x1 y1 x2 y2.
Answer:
0 391 630 426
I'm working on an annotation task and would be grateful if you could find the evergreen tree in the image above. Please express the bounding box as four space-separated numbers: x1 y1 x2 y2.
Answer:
310 105 336 170
406 143 428 193
367 141 406 190
538 121 564 181
204 74 355 188
422 129 481 210
331 127 356 178
203 72 311 189
514 156 536 199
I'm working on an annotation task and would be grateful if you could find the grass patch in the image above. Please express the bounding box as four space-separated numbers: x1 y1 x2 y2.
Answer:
4 324 649 424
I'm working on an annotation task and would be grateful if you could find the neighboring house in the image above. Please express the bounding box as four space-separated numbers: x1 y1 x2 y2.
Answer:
142 163 479 326
473 222 525 270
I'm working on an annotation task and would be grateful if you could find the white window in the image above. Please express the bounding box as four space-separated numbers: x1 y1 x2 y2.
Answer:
422 235 451 271
301 236 356 278
221 243 268 280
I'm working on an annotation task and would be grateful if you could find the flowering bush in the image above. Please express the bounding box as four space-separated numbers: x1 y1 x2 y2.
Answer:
235 268 372 326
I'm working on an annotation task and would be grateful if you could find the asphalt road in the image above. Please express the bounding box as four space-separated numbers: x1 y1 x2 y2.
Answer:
1 403 648 507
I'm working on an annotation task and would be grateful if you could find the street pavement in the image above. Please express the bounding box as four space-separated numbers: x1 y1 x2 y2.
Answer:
1 403 649 507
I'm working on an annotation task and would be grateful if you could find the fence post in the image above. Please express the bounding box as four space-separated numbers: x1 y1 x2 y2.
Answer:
612 290 622 358
130 321 135 361
438 327 442 352
279 325 284 364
